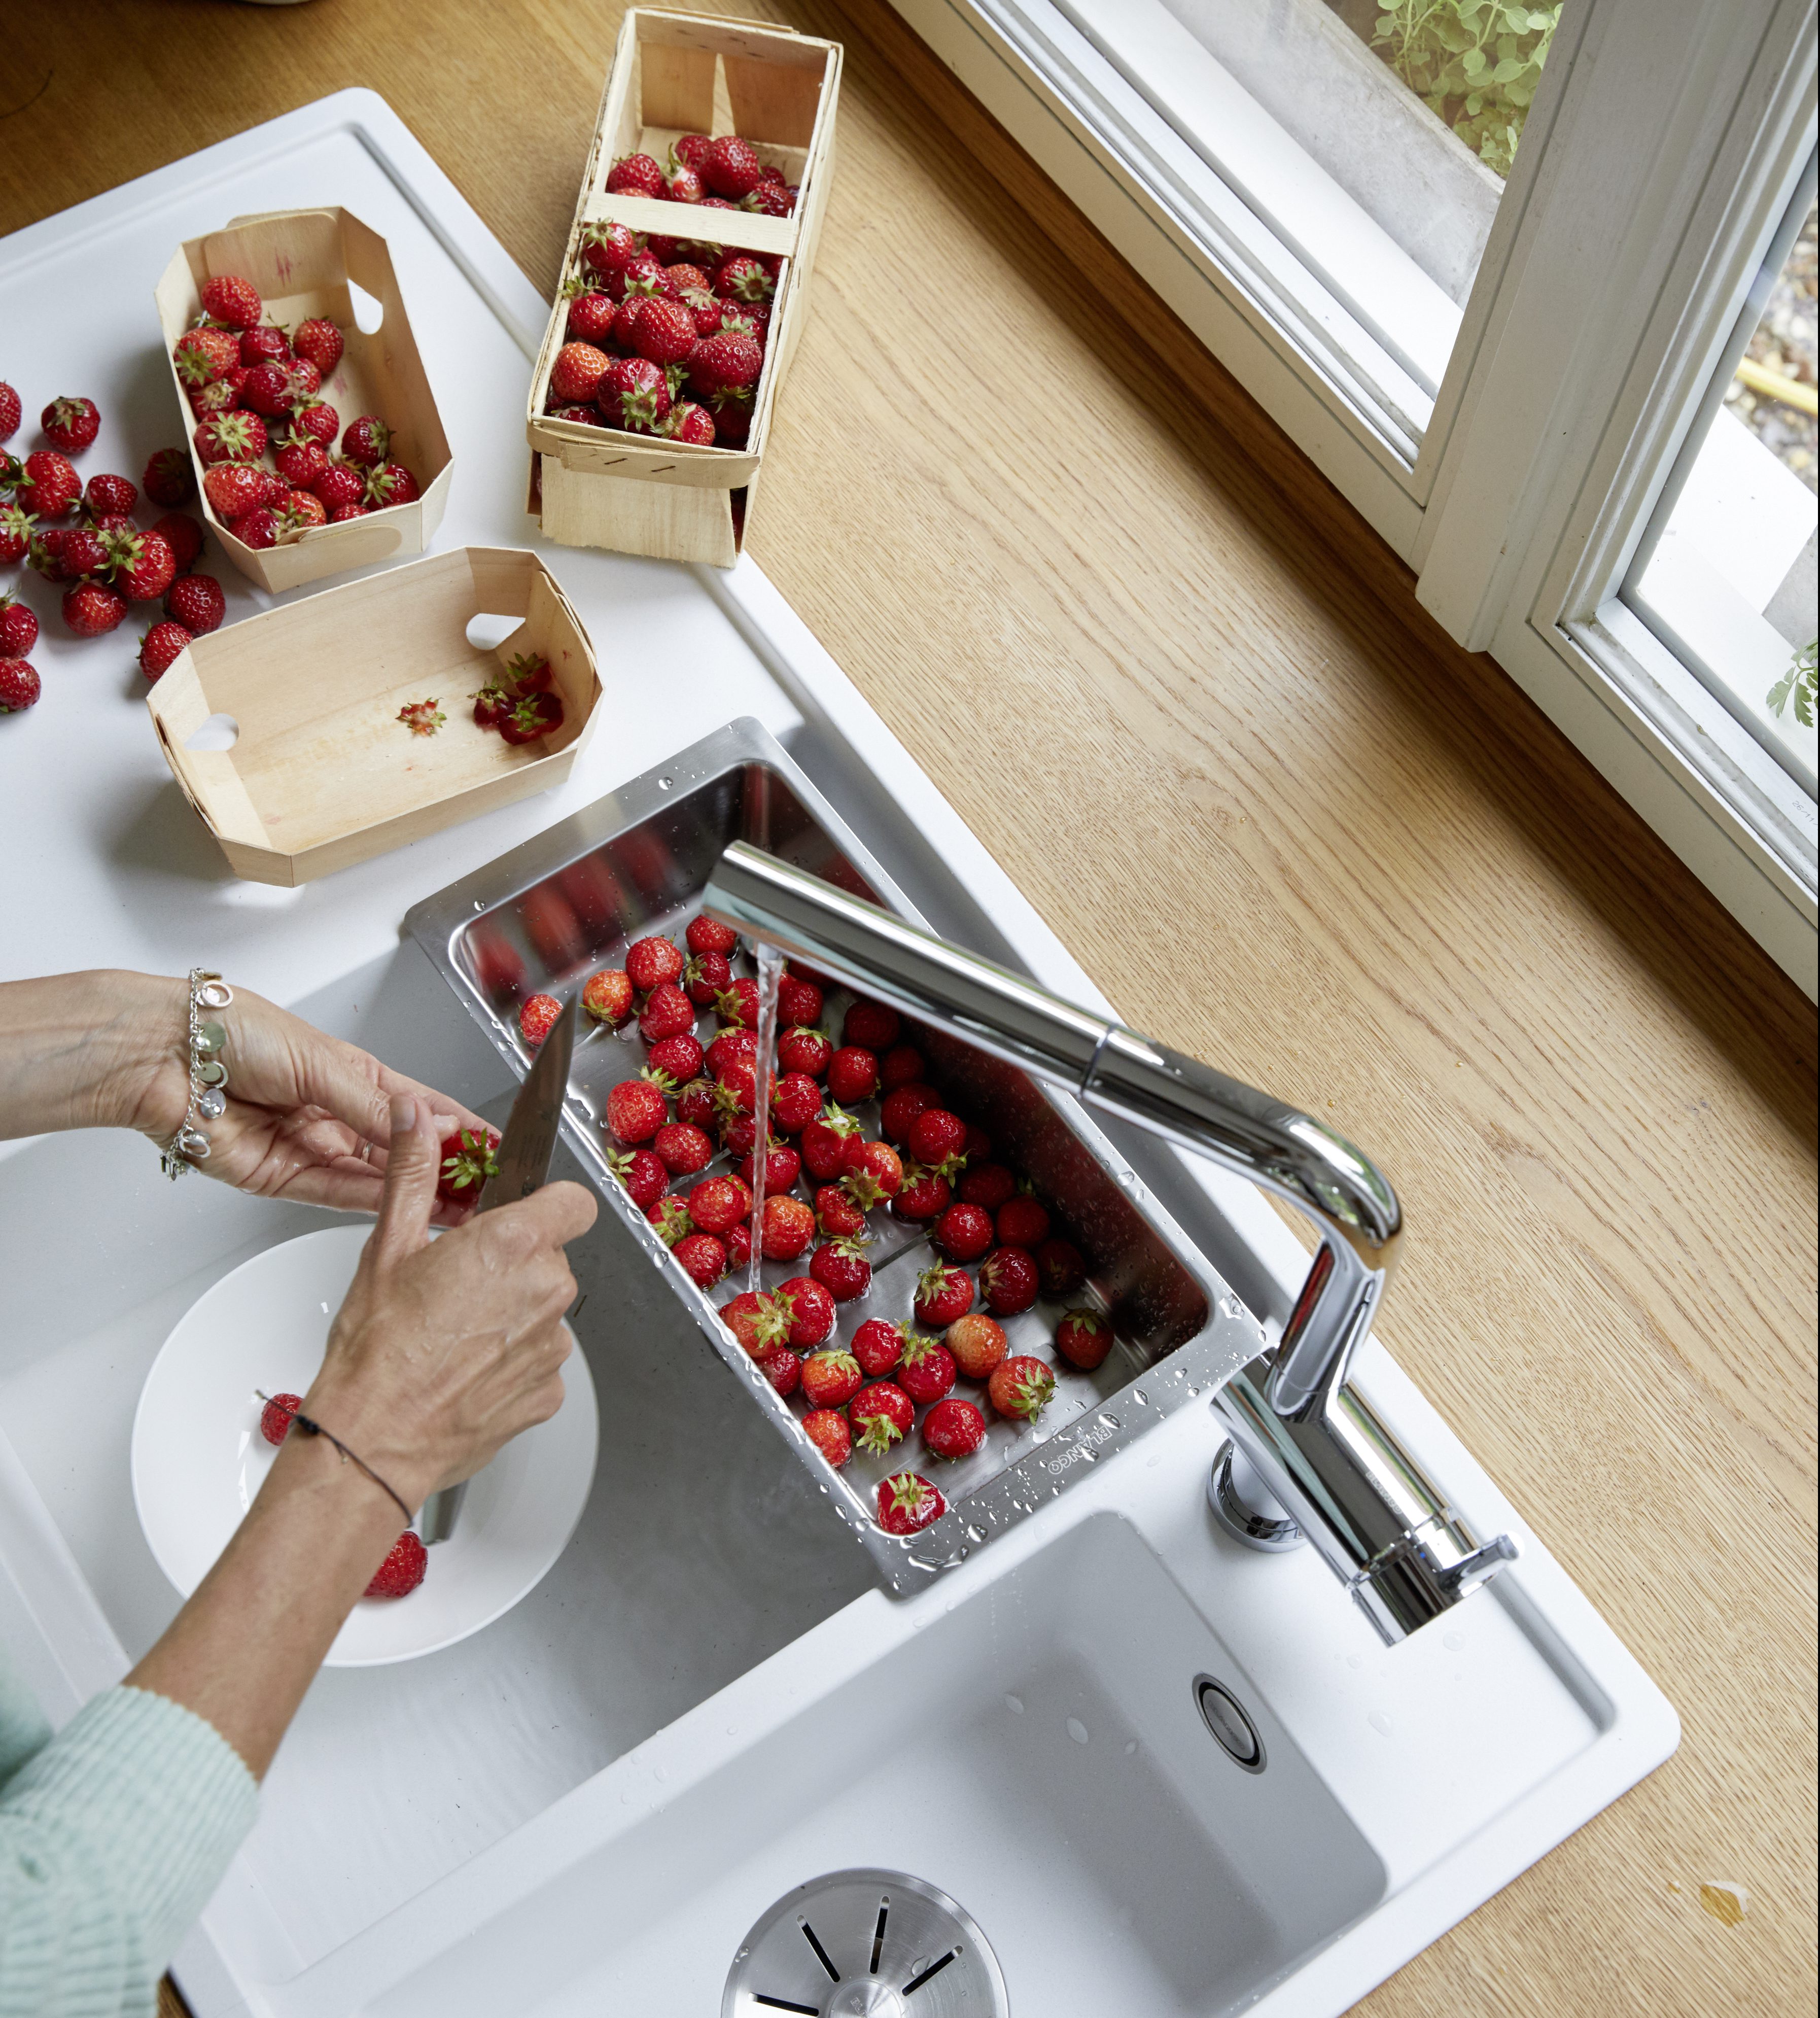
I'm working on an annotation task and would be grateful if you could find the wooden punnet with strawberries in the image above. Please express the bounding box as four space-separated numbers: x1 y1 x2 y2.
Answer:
527 9 841 568
154 207 453 594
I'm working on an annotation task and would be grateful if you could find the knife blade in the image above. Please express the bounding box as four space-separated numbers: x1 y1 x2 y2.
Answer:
420 994 578 1544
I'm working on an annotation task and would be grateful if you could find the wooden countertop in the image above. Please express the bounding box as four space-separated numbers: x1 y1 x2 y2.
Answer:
3 4 1813 2012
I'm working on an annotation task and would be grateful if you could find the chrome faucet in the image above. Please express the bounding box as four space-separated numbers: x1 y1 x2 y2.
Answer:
701 842 1517 1644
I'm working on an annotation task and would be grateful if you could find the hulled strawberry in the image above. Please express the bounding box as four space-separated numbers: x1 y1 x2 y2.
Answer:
366 1531 428 1597
606 1073 670 1144
138 619 191 682
41 397 100 455
259 1391 304 1446
979 1246 1039 1316
103 528 176 602
292 317 344 378
800 1347 862 1411
923 1396 987 1462
898 1331 957 1406
777 1276 836 1350
583 968 634 1025
877 1472 946 1537
195 410 267 466
83 472 137 518
850 1381 914 1456
761 1193 816 1262
200 272 263 327
437 1126 501 1206
988 1354 1056 1423
672 1231 727 1288
799 1103 861 1182
0 595 37 658
0 659 42 713
609 1145 669 1211
1055 1307 1113 1370
20 451 80 519
340 414 391 467
62 581 126 637
164 572 225 635
914 1263 973 1330
654 1121 714 1177
803 1408 852 1470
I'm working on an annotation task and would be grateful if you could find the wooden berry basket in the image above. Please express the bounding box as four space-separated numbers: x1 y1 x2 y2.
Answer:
145 547 600 885
154 207 454 593
527 8 841 569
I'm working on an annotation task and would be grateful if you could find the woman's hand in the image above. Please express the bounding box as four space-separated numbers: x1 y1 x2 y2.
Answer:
0 970 490 1222
302 1095 598 1506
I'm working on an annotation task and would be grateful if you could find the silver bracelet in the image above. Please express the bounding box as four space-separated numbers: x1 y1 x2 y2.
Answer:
160 968 235 1179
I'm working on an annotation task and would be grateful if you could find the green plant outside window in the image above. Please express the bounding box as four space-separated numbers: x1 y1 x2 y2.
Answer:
1767 639 1817 727
1372 1 1561 178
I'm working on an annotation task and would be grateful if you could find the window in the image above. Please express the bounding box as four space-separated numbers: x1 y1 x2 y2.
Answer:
889 0 1819 995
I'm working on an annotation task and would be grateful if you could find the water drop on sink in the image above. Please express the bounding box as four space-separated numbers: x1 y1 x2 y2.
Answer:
1131 1389 1147 1405
965 1524 986 1543
1368 1710 1393 1737
1004 1693 1024 1715
1124 1739 1138 1755
1444 1631 1465 1651
1067 1717 1090 1745
1096 1411 1119 1431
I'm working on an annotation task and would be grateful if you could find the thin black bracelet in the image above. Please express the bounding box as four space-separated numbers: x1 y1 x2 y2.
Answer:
255 1391 413 1527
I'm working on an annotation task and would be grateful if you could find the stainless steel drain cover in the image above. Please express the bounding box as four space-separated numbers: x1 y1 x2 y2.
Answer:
723 1868 1009 2017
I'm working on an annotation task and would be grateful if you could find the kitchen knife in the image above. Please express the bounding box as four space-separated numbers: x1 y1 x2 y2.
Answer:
419 993 579 1544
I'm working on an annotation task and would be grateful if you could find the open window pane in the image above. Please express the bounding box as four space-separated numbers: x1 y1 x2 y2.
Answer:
1627 174 1819 796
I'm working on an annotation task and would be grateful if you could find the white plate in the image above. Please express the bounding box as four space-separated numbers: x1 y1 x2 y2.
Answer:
131 1225 598 1667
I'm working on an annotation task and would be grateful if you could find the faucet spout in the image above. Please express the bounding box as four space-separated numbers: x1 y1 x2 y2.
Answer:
699 841 1516 1642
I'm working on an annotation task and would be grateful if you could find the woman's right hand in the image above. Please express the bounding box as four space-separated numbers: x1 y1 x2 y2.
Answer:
301 1094 598 1509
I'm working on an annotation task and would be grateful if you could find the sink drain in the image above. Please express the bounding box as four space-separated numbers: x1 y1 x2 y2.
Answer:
723 1868 1009 2018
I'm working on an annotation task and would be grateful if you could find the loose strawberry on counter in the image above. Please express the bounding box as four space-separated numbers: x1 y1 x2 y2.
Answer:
0 596 38 657
1055 1308 1114 1370
877 1472 946 1537
988 1355 1056 1423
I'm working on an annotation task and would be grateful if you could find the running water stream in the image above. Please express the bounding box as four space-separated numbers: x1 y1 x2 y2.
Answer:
745 945 785 1295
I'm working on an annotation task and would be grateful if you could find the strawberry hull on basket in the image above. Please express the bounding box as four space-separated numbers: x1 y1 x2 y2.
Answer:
526 9 841 568
406 722 1239 1595
155 207 453 593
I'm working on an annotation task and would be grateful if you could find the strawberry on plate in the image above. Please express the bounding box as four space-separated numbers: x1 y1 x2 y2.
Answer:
366 1532 428 1597
877 1472 946 1537
259 1391 304 1446
803 1408 852 1470
810 1237 871 1302
850 1381 914 1456
583 968 634 1025
606 1074 669 1144
800 1347 862 1411
914 1262 973 1330
437 1126 500 1207
609 1145 668 1211
988 1354 1056 1423
1055 1308 1113 1370
851 1317 907 1378
776 1276 836 1350
979 1246 1040 1316
898 1332 957 1405
625 935 683 992
922 1396 986 1462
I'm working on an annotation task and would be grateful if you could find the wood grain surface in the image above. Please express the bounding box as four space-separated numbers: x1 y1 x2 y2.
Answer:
5 4 1814 2013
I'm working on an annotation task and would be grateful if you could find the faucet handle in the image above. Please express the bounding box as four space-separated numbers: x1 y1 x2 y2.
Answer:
1439 1532 1521 1593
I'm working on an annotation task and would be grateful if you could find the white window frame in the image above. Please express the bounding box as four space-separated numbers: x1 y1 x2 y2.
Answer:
888 0 1820 996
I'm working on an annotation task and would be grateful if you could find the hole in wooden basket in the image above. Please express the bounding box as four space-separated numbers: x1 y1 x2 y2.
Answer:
185 713 239 752
465 612 522 651
347 279 384 335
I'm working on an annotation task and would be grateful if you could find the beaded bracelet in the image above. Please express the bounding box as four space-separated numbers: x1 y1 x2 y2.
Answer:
254 1391 414 1526
160 967 234 1179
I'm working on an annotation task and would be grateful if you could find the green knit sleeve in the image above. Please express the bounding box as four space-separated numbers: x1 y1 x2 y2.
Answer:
0 1684 257 2018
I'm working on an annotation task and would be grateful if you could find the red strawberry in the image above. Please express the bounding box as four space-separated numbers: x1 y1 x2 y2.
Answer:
1037 1239 1087 1298
632 295 698 367
688 329 763 398
437 1126 501 1205
908 1108 968 1169
607 152 667 198
639 981 695 1045
33 526 105 581
664 160 707 203
759 972 816 1027
923 1397 987 1462
761 1193 816 1261
311 461 366 513
103 528 176 602
615 249 674 301
609 1145 668 1211
1055 1308 1113 1370
957 1163 1017 1211
625 935 683 991
164 572 224 635
880 1082 938 1146
768 1071 822 1135
673 134 714 173
648 1032 705 1084
275 433 331 490
683 1175 744 1237
803 1408 852 1470
673 1231 727 1288
0 595 37 657
703 384 753 442
707 1026 757 1077
173 326 240 387
721 1288 791 1355
83 472 137 517
777 1276 836 1350
947 1312 1008 1381
138 620 191 682
199 464 267 526
239 325 291 368
201 273 262 327
647 1196 693 1247
839 1139 903 1209
564 279 618 344
839 1002 896 1050
878 1044 924 1091
518 993 562 1049
551 341 611 406
824 1046 878 1105
756 1345 801 1397
366 1531 428 1598
683 949 731 1006
246 358 322 418
667 262 714 294
850 1381 914 1456
341 415 391 467
292 399 340 448
934 1202 994 1263
979 1247 1039 1316
801 1347 862 1410
21 451 80 519
364 462 419 509
810 1237 871 1302
716 976 759 1029
915 1263 973 1329
194 410 267 466
229 507 281 550
330 504 369 523
742 180 797 220
899 1331 957 1405
500 690 563 745
602 356 672 434
142 447 196 508
607 1074 669 1144
685 915 738 957
654 1121 714 1177
877 1472 946 1536
715 1058 758 1118
852 1318 906 1379
777 1026 832 1077
736 1141 800 1195
0 659 40 713
62 581 126 636
726 1221 750 1271
581 219 641 286
41 397 100 454
0 382 18 441
989 1354 1056 1422
997 1196 1051 1247
816 1183 866 1240
799 1104 861 1182
0 504 37 566
292 317 344 377
892 1164 951 1222
701 135 764 199
259 1391 303 1446
583 968 634 1025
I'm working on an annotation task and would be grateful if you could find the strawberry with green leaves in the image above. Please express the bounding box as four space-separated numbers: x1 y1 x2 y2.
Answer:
200 273 263 328
41 397 100 455
800 1347 862 1411
437 1126 501 1207
988 1355 1056 1423
850 1381 913 1456
877 1472 946 1537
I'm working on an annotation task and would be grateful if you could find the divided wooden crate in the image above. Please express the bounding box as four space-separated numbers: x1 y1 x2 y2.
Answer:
145 548 600 885
527 8 841 568
155 207 453 593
